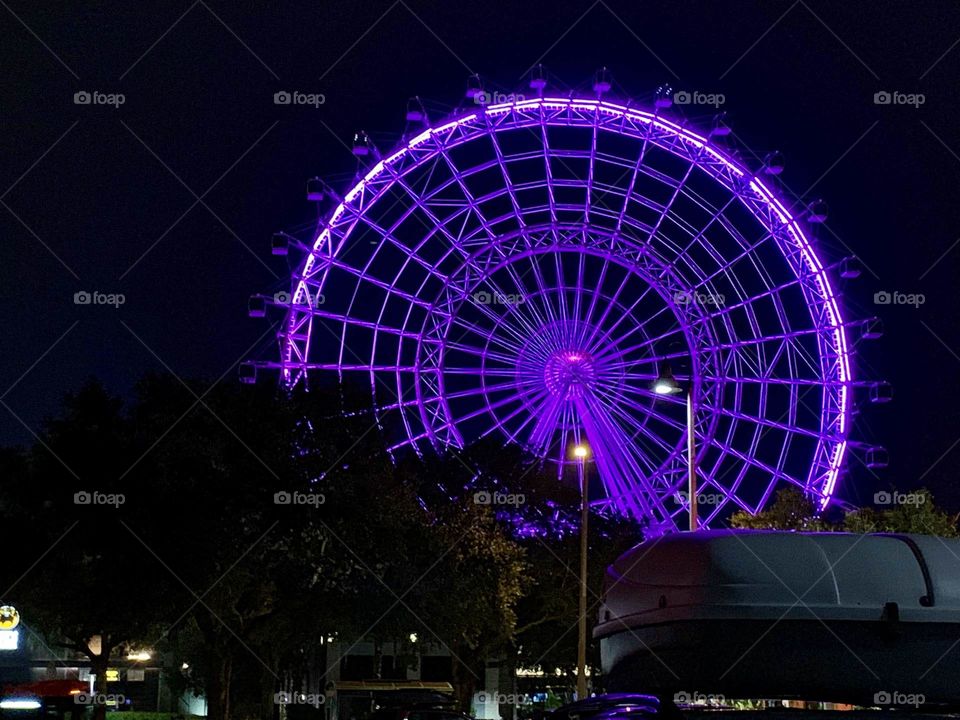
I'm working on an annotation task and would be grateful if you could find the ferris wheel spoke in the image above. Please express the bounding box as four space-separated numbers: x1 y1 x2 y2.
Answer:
598 347 691 372
455 274 542 343
478 383 553 442
495 257 555 333
444 366 523 377
552 250 570 328
572 249 587 341
527 392 568 457
445 377 542 402
582 271 655 352
439 339 520 366
667 185 742 265
389 388 529 453
488 386 559 448
702 404 841 443
700 375 836 387
538 121 559 226
584 283 668 357
557 400 579 474
588 300 689 363
646 161 697 246
444 310 529 356
615 132 653 232
579 252 615 345
388 165 548 347
435 144 558 341
487 126 529 232
298 309 426 342
347 213 464 291
589 387 678 464
701 433 802 490
574 394 673 530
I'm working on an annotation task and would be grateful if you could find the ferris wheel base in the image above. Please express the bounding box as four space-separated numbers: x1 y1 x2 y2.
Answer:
596 530 960 705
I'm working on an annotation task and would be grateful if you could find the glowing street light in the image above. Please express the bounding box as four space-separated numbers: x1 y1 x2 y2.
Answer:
652 364 698 531
652 365 683 396
572 442 590 699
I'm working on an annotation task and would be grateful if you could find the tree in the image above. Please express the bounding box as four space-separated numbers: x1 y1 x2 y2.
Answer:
404 441 644 694
843 489 959 536
0 381 176 720
126 376 384 720
729 486 959 538
729 487 832 531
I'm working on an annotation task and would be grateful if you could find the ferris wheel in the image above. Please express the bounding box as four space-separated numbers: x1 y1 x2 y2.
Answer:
248 82 874 534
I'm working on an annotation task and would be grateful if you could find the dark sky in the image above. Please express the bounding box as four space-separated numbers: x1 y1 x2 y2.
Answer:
2 0 960 510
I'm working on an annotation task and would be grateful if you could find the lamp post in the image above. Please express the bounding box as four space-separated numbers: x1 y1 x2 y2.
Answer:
652 365 698 531
572 443 590 699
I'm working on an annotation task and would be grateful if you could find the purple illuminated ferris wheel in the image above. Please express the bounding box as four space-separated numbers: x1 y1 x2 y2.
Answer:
250 88 865 534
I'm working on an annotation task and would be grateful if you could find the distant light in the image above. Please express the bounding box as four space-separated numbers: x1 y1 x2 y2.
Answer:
409 633 418 643
0 630 19 650
181 662 190 670
573 445 589 459
566 354 582 362
0 699 42 710
0 606 21 630
127 650 151 662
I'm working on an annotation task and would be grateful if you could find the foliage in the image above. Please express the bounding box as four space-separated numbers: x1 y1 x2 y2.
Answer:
403 440 645 689
843 488 959 536
730 486 959 537
729 487 832 531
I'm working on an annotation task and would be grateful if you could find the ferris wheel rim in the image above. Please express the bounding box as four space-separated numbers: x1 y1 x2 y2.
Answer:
279 94 854 527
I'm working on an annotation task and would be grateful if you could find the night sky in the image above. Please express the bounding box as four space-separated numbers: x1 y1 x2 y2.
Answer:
3 1 960 511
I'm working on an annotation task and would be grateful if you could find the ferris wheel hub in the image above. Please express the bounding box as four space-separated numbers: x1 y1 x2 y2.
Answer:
544 351 597 400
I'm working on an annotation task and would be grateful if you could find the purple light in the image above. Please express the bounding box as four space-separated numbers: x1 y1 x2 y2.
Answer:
269 96 855 533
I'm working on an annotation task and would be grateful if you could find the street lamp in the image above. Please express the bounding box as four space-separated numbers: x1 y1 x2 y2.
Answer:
652 364 698 531
572 443 590 700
